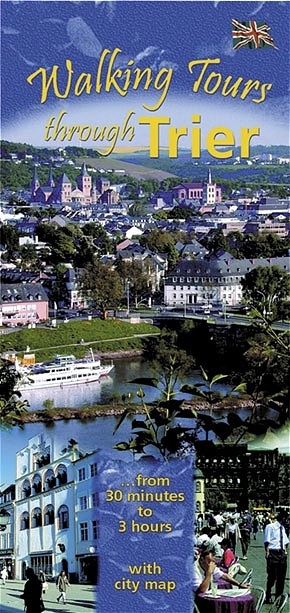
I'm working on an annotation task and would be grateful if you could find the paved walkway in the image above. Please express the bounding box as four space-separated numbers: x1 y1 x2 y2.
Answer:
231 528 289 610
0 580 96 613
0 531 289 612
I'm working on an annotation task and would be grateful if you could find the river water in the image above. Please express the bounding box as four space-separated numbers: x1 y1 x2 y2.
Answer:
21 357 226 411
2 357 285 483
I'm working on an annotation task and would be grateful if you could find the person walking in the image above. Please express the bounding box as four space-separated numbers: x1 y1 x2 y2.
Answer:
239 517 251 559
264 512 289 604
225 517 241 554
1 565 8 585
21 567 44 613
56 570 70 604
252 516 259 540
39 569 47 594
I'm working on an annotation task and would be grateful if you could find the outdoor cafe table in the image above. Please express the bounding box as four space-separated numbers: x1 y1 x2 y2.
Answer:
196 588 256 613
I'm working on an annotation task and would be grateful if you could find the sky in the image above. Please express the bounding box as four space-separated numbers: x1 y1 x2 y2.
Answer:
1 1 289 151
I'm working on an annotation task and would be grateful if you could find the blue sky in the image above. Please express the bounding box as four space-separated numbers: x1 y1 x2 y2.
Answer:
1 1 289 149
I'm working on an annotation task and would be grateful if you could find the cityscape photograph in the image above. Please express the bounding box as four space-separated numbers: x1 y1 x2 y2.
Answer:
1 1 289 613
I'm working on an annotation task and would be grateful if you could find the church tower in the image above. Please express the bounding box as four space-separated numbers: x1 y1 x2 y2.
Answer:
77 163 91 197
47 166 55 188
30 166 40 201
202 167 216 204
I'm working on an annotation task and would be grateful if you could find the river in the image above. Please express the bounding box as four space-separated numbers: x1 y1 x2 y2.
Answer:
21 356 230 411
3 357 283 484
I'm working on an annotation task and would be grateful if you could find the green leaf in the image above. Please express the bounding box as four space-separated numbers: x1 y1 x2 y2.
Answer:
200 365 209 382
180 384 207 398
113 442 130 451
211 374 228 385
131 419 149 430
212 422 232 442
147 408 169 427
227 412 245 428
232 382 247 394
175 408 197 419
129 377 159 389
113 408 132 434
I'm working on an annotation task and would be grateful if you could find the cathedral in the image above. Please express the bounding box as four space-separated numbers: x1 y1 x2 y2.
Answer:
171 169 222 204
30 164 119 206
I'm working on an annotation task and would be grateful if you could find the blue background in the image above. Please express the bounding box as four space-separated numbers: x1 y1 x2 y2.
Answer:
97 455 194 613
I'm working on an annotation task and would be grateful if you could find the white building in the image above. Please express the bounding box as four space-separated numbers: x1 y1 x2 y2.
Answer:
14 433 99 583
164 255 290 308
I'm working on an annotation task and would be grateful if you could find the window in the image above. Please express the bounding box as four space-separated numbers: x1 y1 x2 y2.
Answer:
58 505 69 530
20 512 29 530
92 520 99 540
80 522 88 541
90 463 97 477
92 492 99 507
32 474 42 495
22 479 31 499
78 467 85 481
56 464 67 486
31 508 42 528
44 469 56 491
80 496 88 510
44 505 54 526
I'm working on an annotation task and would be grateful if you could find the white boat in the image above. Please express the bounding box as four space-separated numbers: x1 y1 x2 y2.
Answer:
15 349 114 390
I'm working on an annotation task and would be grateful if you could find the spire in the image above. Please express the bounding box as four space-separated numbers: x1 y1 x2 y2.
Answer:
32 165 39 187
47 166 55 188
81 162 89 176
207 168 212 184
30 165 40 201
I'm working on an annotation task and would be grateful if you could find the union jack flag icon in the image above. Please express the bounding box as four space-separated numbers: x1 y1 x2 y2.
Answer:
232 20 278 49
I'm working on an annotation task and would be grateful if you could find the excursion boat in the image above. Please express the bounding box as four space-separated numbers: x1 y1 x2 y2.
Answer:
15 350 114 390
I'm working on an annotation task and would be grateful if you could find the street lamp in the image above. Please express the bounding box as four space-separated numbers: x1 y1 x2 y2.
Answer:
0 509 10 531
126 281 130 317
255 289 267 318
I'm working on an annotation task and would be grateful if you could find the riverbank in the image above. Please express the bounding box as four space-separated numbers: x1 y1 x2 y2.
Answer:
97 349 144 359
18 396 259 423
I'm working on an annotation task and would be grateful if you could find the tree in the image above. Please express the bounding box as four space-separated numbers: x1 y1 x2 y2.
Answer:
80 261 124 312
139 230 179 269
241 266 290 323
201 228 228 255
0 224 19 255
115 259 150 308
134 329 196 401
0 360 29 429
50 265 69 307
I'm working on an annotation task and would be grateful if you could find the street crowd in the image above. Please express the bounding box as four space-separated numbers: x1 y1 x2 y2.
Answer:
193 508 289 604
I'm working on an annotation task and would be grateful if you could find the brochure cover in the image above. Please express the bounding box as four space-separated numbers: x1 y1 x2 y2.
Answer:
0 2 289 613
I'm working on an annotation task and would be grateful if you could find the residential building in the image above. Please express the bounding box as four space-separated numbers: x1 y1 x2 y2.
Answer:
14 434 99 583
0 484 15 579
0 283 48 326
164 255 290 307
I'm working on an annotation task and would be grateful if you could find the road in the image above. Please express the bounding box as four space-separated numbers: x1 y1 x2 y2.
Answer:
0 531 288 612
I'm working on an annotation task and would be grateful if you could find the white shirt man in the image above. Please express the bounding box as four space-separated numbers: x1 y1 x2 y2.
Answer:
264 515 289 604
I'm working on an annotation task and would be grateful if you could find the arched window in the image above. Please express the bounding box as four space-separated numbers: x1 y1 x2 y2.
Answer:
22 479 31 499
56 464 67 486
44 504 55 526
20 512 29 530
195 481 201 493
44 469 56 491
58 505 69 530
31 507 42 528
32 474 42 495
